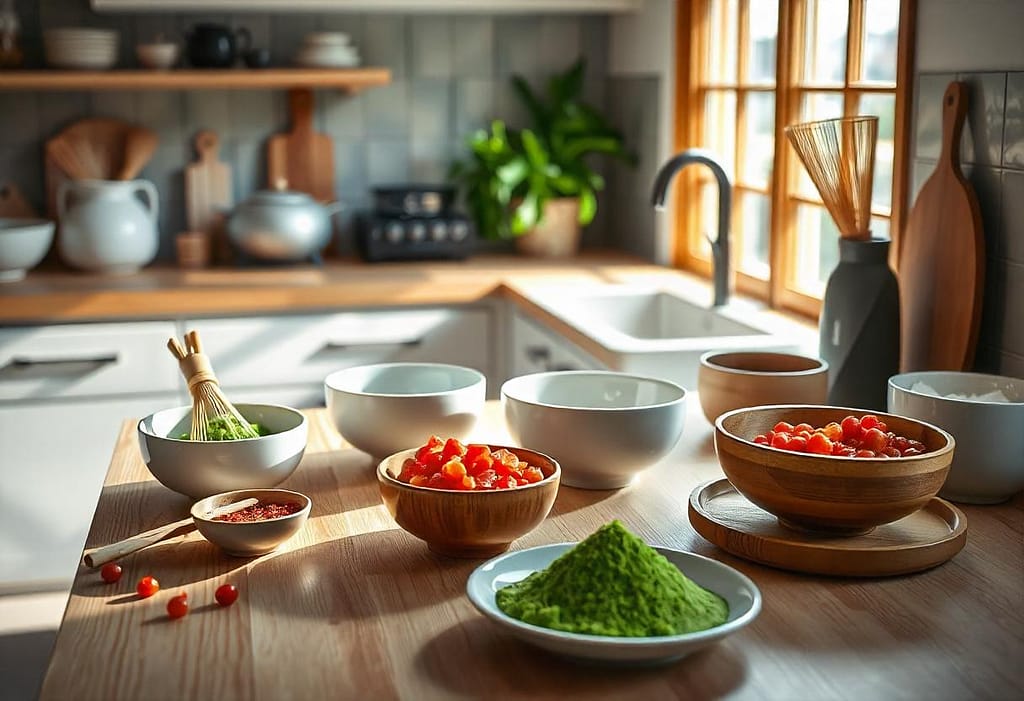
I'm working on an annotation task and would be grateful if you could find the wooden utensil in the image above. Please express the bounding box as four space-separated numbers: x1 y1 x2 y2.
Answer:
898 81 985 372
82 497 258 568
185 130 233 234
118 126 159 180
0 181 37 218
267 88 335 202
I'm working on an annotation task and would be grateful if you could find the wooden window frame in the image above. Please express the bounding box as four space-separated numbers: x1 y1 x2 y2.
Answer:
673 0 917 319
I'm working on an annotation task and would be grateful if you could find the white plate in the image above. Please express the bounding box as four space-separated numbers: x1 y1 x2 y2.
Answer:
466 543 762 665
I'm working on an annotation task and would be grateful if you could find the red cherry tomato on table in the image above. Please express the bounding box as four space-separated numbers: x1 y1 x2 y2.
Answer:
215 583 239 607
167 592 188 619
100 563 123 584
137 575 160 599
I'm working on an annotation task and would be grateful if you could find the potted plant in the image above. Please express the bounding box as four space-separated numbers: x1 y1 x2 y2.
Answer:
449 58 633 257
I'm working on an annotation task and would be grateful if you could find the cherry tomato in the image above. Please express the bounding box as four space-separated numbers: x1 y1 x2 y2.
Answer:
787 435 808 452
137 575 160 598
753 434 770 445
807 432 833 455
770 432 791 449
822 422 844 441
840 416 862 440
215 583 239 607
167 592 188 619
793 423 814 434
100 562 123 583
773 421 796 434
860 414 881 431
862 428 889 453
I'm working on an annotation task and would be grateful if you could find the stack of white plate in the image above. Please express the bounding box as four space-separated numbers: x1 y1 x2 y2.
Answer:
44 28 119 70
294 32 360 68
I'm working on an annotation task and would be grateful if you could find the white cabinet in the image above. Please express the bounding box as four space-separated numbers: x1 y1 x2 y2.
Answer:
0 322 181 592
509 312 605 379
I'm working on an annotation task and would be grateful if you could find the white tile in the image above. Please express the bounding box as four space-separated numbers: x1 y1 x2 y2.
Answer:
454 79 496 139
538 17 582 73
364 17 408 79
410 79 453 142
366 139 410 186
452 17 494 78
319 91 365 140
362 80 409 138
410 16 452 79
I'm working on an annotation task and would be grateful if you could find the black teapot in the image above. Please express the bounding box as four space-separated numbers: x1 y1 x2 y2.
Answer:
186 23 250 68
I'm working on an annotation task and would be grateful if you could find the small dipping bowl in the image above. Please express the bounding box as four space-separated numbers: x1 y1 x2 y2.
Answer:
191 488 311 557
698 351 829 424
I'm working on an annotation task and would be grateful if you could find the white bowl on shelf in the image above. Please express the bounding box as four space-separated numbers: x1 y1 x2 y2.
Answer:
136 41 180 70
0 218 55 282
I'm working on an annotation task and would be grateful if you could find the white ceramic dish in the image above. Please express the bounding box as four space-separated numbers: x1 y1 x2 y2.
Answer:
191 488 311 557
501 371 687 489
889 371 1024 504
138 403 308 499
0 218 55 282
294 46 360 68
325 362 486 458
467 543 761 665
136 42 180 69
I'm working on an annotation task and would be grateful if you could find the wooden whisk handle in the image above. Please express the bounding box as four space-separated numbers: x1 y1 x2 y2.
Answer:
179 352 220 394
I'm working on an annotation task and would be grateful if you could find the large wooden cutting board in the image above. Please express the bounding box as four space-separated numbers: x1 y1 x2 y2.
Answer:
267 88 334 202
185 130 233 234
898 81 984 372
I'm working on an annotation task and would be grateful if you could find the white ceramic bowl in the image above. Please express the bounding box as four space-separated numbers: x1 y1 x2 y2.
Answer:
467 543 761 664
191 488 311 557
325 363 486 458
501 371 687 489
138 403 308 499
136 42 180 69
888 371 1024 504
44 29 119 70
0 218 55 282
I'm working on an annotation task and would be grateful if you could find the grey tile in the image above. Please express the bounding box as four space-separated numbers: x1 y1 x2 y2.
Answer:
914 73 956 161
366 140 410 186
270 14 318 68
976 256 1006 360
138 143 183 210
363 17 408 79
538 17 582 74
106 13 137 70
965 165 1003 261
0 94 40 145
133 13 181 47
410 137 453 183
319 91 365 140
996 350 1024 379
958 72 1006 167
495 74 538 131
454 79 496 139
37 93 91 139
1003 72 1024 169
452 17 494 78
495 17 542 78
0 142 42 212
89 91 138 124
1000 170 1024 264
333 138 366 198
1002 260 1024 357
136 91 185 142
410 16 452 79
972 344 1002 375
227 90 279 140
580 15 609 109
362 80 409 138
409 79 453 142
318 14 364 47
234 15 270 58
184 91 232 135
231 138 263 201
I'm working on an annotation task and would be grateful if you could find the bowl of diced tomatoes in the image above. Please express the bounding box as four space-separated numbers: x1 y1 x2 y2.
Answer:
714 405 954 535
377 436 560 558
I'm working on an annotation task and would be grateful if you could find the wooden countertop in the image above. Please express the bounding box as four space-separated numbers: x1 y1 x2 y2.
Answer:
41 401 1023 700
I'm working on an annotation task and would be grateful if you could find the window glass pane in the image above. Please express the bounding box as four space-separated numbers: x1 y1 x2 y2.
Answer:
870 216 890 240
704 90 737 173
859 92 895 211
801 0 848 85
746 1 778 85
792 203 840 295
862 0 899 83
742 91 775 187
794 92 844 199
739 191 771 278
708 0 739 83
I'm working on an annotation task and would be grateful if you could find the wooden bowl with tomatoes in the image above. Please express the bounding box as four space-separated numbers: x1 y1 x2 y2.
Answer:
714 405 955 536
376 438 560 558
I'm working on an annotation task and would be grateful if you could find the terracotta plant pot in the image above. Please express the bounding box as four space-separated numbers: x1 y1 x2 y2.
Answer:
515 197 581 258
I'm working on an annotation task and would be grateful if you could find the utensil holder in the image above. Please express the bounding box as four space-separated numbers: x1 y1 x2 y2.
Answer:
176 230 211 269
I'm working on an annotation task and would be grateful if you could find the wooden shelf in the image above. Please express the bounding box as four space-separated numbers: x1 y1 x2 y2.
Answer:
0 68 391 92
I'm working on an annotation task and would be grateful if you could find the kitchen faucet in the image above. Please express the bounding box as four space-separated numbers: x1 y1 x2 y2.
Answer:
651 149 732 307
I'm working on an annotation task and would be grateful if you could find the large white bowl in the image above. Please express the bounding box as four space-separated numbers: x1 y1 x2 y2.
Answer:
467 543 761 664
138 403 307 499
324 363 486 458
501 371 687 489
0 218 55 282
888 371 1024 504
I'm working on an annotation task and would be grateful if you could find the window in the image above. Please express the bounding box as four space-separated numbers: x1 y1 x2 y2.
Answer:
674 0 913 317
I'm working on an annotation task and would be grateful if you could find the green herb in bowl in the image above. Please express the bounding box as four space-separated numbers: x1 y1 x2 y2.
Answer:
179 416 271 441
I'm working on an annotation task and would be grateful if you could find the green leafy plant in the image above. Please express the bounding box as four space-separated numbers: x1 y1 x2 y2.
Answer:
449 58 634 241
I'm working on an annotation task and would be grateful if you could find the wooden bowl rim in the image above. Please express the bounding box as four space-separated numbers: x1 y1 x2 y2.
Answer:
699 351 828 377
377 444 561 494
190 488 313 525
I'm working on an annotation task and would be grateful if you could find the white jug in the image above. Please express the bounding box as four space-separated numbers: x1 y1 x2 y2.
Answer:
57 179 159 274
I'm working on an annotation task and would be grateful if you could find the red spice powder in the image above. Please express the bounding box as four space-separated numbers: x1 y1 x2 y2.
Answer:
214 501 302 522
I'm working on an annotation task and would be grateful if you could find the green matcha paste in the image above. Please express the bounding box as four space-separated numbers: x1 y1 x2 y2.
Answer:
496 521 729 637
179 416 269 441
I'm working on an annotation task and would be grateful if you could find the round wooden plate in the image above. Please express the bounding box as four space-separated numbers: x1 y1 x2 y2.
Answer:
688 479 968 577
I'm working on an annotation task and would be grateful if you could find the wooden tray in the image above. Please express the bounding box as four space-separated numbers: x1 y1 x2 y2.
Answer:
688 479 968 577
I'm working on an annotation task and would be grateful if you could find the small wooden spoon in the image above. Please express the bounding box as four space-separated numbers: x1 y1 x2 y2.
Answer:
83 497 258 568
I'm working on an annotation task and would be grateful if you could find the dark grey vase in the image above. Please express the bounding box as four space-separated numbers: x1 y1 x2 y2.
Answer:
819 238 900 410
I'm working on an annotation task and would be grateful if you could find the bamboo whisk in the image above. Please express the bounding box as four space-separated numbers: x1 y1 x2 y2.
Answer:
784 116 879 240
168 330 258 441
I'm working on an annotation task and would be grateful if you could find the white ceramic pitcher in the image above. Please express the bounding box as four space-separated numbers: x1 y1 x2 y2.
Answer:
57 179 159 274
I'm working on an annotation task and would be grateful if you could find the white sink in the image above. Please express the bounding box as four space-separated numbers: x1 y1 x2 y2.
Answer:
525 286 809 391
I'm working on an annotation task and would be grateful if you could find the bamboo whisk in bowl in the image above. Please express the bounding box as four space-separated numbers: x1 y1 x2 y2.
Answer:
168 330 259 441
784 116 878 240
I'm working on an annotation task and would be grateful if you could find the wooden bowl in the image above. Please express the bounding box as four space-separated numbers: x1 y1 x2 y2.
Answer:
377 445 560 558
714 405 954 535
698 351 828 424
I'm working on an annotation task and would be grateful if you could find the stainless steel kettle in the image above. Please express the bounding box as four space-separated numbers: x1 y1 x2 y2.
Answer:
227 185 343 262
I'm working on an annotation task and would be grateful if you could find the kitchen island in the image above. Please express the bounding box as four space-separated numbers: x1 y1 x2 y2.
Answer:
39 400 1023 700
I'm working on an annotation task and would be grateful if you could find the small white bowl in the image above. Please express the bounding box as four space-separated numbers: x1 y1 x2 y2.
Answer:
0 218 55 282
467 543 761 665
138 403 308 499
324 363 486 458
888 371 1024 504
136 42 180 70
501 371 687 489
191 488 311 557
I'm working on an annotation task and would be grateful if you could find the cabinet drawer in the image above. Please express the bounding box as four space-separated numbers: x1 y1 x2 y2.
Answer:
185 309 493 390
0 322 181 401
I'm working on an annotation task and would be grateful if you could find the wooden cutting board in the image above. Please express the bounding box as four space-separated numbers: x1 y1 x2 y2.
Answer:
898 81 985 372
267 88 334 202
185 130 233 234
